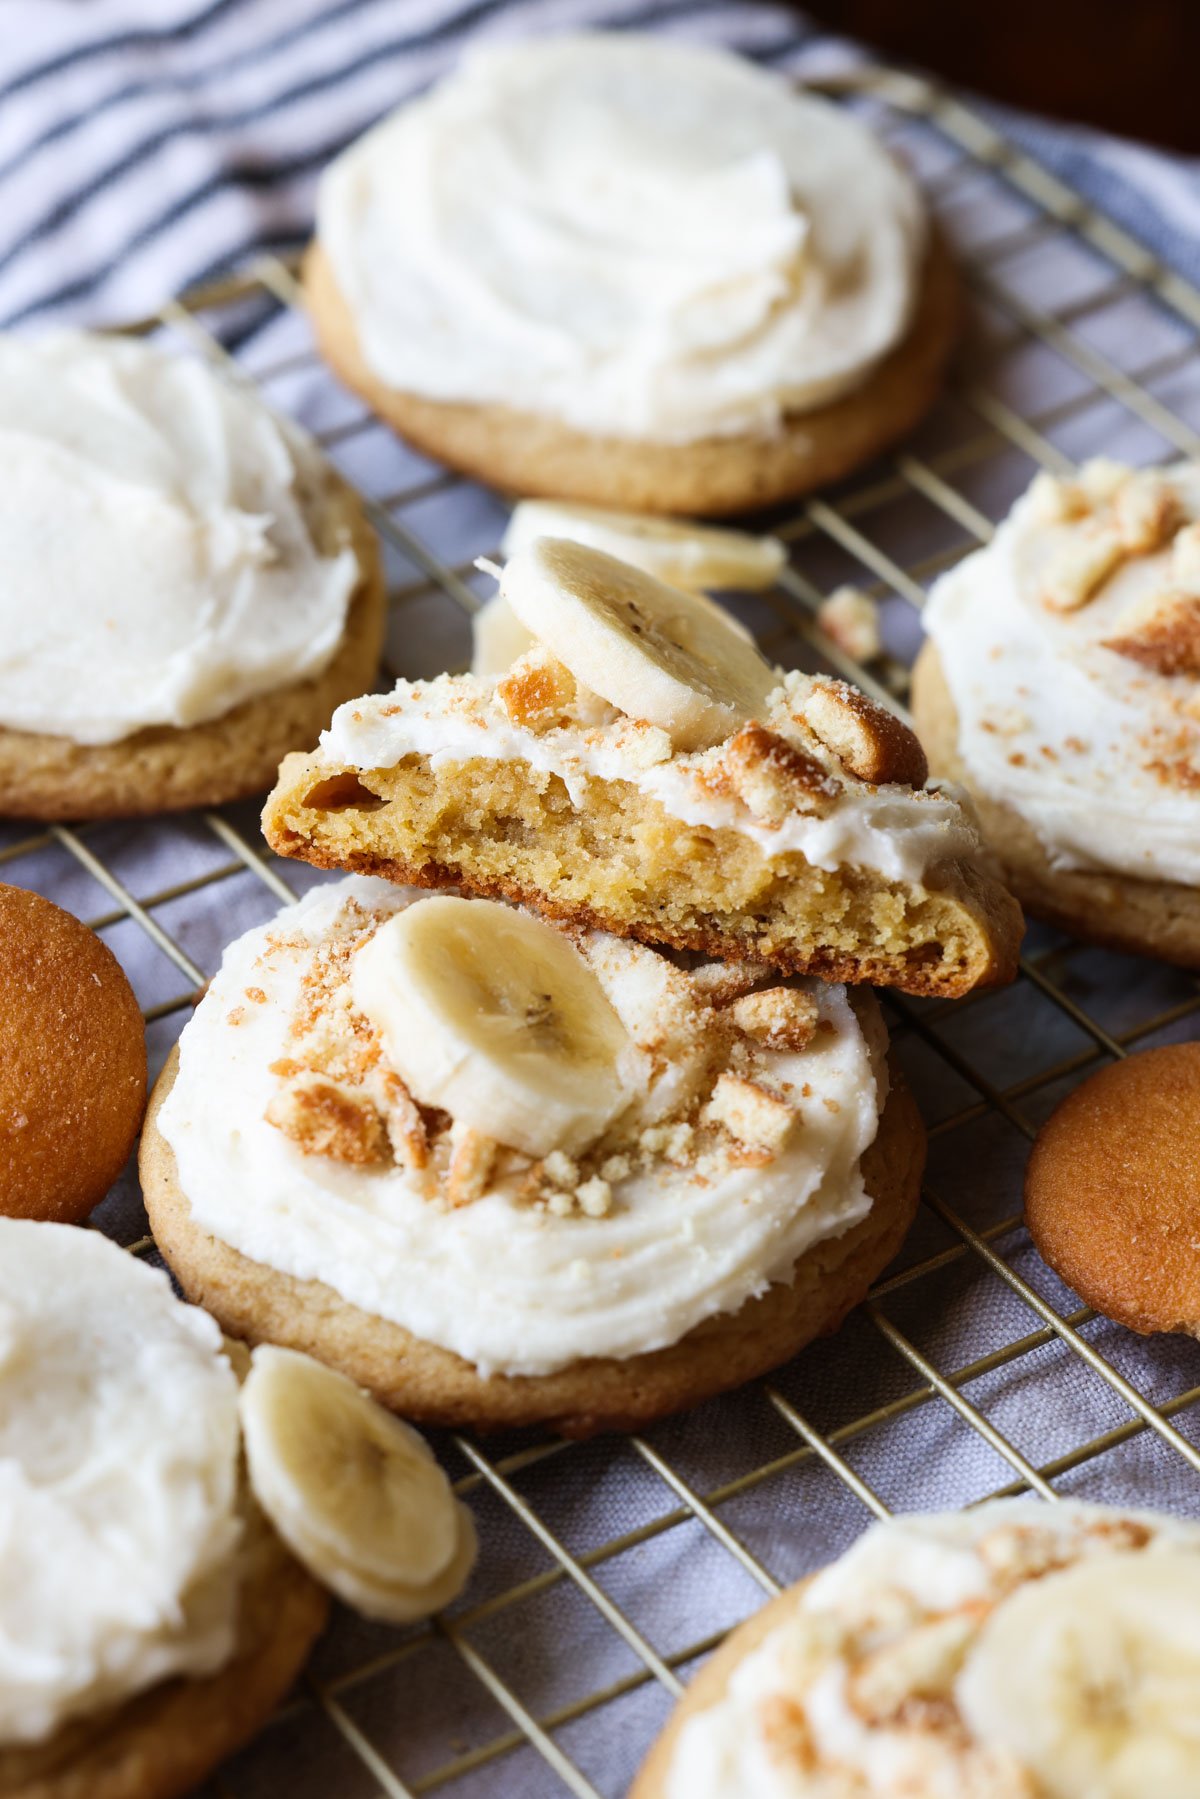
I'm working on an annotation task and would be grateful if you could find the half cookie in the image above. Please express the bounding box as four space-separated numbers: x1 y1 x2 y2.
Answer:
142 877 925 1436
264 541 1022 997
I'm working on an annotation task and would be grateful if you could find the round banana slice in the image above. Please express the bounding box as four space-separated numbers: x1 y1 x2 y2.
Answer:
240 1345 476 1624
351 896 634 1159
501 538 779 750
500 500 786 592
956 1551 1200 1799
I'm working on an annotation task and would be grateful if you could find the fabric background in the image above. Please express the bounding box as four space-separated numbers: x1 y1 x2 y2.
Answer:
4 0 1200 333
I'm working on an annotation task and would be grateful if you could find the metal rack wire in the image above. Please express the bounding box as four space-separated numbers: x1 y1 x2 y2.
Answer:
7 63 1200 1799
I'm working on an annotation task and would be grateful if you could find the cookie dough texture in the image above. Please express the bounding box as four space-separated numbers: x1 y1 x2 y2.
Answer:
0 885 146 1224
912 640 1200 968
630 1577 813 1799
0 484 385 822
1025 1042 1200 1337
140 1050 925 1437
0 1501 328 1799
303 233 960 518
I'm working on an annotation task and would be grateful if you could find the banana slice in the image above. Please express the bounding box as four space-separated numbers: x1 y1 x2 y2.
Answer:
501 539 779 750
500 500 785 592
351 896 634 1159
240 1345 476 1624
956 1550 1200 1798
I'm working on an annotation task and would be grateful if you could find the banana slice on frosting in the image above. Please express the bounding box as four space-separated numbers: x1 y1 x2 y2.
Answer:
957 1551 1200 1799
351 895 635 1159
500 538 779 749
240 1345 476 1624
500 501 786 593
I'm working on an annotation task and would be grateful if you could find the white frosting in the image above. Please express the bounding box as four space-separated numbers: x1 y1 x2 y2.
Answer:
317 35 926 444
0 1221 241 1745
665 1500 1200 1799
157 877 884 1379
0 332 359 745
924 468 1200 884
319 676 979 885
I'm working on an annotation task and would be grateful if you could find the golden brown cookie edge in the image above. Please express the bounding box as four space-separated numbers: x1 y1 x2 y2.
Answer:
0 482 385 822
302 231 961 518
912 639 1200 969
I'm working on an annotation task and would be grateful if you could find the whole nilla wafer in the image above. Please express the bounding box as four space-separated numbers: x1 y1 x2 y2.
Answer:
0 883 146 1222
1025 1043 1200 1335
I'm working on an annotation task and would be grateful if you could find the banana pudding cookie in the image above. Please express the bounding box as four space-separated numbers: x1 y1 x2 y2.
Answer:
914 459 1200 965
0 331 384 820
265 541 1021 998
306 34 959 516
0 1220 474 1799
141 876 926 1435
633 1498 1200 1799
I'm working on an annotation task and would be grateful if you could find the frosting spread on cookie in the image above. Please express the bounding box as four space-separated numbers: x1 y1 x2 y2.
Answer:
0 332 359 745
924 460 1200 884
664 1499 1200 1799
0 1221 241 1745
316 35 926 443
318 669 982 885
157 877 885 1378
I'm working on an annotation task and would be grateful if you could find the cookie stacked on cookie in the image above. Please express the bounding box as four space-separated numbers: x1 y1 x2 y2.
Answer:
143 539 1021 1434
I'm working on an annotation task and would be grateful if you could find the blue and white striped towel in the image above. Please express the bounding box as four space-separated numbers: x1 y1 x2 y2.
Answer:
4 0 1200 334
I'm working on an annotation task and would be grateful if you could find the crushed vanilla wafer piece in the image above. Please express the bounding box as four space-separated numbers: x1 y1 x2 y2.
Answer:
446 1125 497 1206
702 1072 797 1154
730 986 819 1052
801 682 928 787
709 722 840 824
266 1071 388 1166
1112 470 1181 554
1104 589 1200 677
817 585 882 661
495 647 579 731
1041 527 1125 612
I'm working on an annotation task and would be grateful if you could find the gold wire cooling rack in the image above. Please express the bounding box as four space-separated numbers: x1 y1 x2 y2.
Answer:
8 62 1200 1799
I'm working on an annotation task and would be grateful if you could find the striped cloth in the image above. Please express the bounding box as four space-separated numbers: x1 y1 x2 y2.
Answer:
6 0 1200 336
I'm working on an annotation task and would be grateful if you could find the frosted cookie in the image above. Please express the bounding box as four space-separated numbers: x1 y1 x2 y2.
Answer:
472 501 781 676
0 1220 475 1799
0 883 145 1224
914 460 1200 966
140 876 926 1435
306 35 959 516
633 1497 1200 1799
0 331 385 820
1025 1042 1200 1336
264 542 1022 998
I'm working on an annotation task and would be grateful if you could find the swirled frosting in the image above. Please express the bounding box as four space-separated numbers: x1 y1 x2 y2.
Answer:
317 35 926 443
924 462 1200 884
0 1221 241 1745
157 877 886 1378
0 332 359 745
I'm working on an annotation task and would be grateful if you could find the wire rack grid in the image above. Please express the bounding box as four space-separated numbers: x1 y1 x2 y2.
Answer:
7 62 1200 1799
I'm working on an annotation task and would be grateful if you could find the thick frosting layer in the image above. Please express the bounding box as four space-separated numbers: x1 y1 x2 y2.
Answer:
0 1221 241 1745
317 35 926 443
924 464 1200 884
0 332 359 745
319 673 980 885
665 1499 1200 1799
157 877 885 1378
